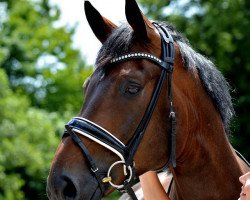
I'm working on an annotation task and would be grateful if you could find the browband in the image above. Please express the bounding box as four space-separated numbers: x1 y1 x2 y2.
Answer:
110 52 174 72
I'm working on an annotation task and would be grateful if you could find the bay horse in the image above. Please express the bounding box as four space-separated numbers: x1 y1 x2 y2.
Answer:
47 0 250 199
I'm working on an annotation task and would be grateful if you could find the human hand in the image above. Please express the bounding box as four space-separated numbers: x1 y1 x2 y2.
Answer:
239 171 250 200
140 171 171 200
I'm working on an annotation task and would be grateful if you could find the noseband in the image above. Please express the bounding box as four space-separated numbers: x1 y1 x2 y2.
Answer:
64 23 176 199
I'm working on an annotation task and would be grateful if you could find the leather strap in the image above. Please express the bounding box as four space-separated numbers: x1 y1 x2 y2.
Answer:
65 125 105 196
125 23 174 164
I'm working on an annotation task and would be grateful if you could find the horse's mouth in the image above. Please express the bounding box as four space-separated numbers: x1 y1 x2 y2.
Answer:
46 174 104 200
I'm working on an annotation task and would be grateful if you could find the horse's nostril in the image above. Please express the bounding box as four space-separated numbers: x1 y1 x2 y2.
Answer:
63 176 77 198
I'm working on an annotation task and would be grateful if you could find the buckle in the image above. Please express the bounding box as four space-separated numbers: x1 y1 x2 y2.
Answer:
91 167 99 173
103 160 133 189
169 111 176 118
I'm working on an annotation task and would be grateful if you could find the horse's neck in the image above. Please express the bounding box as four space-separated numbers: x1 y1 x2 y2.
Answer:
171 128 243 200
171 67 244 200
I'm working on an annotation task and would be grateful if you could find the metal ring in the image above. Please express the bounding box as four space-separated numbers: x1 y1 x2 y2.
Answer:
106 160 133 189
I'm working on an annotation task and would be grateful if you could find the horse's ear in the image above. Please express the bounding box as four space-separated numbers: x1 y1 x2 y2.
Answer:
125 0 154 41
84 1 117 43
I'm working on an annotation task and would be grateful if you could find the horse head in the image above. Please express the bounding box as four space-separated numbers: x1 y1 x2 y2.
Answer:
47 0 249 199
47 0 177 199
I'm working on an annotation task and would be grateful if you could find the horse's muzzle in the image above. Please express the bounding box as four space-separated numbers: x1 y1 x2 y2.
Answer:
47 172 81 200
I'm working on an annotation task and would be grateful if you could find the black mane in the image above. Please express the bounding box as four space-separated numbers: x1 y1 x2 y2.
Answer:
95 22 234 133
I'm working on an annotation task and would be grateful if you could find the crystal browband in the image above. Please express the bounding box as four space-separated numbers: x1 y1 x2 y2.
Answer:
110 52 174 72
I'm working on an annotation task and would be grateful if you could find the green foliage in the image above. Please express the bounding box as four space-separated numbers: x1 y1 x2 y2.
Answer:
139 0 250 159
0 0 92 114
0 69 62 199
103 191 121 200
0 0 93 199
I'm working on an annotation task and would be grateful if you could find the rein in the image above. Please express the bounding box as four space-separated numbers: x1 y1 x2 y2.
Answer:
64 23 176 199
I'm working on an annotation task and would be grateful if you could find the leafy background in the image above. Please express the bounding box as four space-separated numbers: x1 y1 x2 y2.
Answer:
0 0 249 199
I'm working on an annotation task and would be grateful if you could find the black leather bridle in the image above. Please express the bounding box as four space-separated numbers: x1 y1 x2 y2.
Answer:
64 23 176 199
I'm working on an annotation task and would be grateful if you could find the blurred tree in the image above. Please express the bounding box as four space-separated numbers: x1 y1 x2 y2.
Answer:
0 68 62 199
0 0 93 199
139 0 250 160
0 0 92 114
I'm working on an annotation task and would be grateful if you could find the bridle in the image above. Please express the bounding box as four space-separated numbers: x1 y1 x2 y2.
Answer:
64 23 176 199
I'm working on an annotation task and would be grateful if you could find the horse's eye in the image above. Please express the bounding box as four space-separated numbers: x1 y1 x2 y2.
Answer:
125 84 141 95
